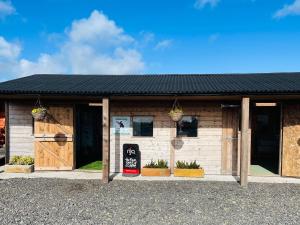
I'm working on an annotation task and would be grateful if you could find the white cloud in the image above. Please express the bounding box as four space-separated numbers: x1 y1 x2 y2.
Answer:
68 11 133 45
0 0 15 18
194 0 220 9
274 0 300 18
154 39 173 51
0 10 145 79
0 36 21 59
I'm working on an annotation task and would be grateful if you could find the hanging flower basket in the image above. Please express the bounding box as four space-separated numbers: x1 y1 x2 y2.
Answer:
32 107 47 121
169 99 183 122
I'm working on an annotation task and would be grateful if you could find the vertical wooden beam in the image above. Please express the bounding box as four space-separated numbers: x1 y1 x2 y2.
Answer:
73 104 77 170
102 97 110 183
278 103 283 175
5 101 9 164
170 121 176 174
240 97 250 187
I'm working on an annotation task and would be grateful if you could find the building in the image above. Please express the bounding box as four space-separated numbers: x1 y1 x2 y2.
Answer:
0 73 300 186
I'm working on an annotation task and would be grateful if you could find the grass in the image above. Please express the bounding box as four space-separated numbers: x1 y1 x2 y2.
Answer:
78 160 102 170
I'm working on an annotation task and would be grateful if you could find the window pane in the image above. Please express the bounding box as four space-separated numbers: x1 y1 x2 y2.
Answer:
133 116 153 137
177 116 198 137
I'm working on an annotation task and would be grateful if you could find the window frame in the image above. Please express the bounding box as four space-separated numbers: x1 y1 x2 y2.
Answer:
132 115 154 137
176 115 198 138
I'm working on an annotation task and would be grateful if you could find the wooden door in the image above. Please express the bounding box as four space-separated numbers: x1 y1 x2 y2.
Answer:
282 104 300 177
34 106 74 170
221 107 240 175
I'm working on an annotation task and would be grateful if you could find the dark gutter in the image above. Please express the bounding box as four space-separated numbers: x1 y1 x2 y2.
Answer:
1 89 300 98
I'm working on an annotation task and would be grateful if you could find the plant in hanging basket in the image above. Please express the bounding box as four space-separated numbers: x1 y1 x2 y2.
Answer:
31 107 47 121
168 106 183 122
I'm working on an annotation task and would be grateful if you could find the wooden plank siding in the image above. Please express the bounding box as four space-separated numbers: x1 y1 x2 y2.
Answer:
221 107 239 175
282 104 300 177
110 101 223 175
8 102 34 158
34 106 74 170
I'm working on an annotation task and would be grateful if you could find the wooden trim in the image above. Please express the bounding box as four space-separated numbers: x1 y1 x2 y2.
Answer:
34 137 73 142
102 97 110 183
170 121 176 174
5 101 9 164
221 107 239 175
240 97 250 187
73 104 77 170
35 166 73 171
255 103 277 107
34 134 73 138
279 103 283 175
221 108 228 174
248 107 252 175
88 103 103 107
237 131 241 176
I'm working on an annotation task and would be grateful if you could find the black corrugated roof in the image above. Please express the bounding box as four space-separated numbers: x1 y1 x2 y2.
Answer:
1 73 300 96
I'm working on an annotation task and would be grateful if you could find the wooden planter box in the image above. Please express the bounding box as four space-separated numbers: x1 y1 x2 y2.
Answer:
4 164 34 173
141 168 170 177
174 168 204 178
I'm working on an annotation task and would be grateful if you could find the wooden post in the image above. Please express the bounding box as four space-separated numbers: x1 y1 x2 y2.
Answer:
170 121 176 174
5 101 9 164
240 97 250 187
102 97 110 183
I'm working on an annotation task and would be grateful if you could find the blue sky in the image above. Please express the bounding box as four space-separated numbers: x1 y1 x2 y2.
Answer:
0 0 300 80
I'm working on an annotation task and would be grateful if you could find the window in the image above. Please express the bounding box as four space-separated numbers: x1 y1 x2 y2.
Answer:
177 116 198 137
133 116 153 137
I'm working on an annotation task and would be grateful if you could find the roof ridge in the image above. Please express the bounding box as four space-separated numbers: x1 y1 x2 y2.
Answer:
28 72 300 77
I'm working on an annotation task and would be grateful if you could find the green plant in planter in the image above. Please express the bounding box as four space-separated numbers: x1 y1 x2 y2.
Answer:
176 160 201 169
9 156 34 165
144 159 168 168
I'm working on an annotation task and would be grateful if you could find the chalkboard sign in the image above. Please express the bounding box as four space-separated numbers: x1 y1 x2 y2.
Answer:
123 144 140 177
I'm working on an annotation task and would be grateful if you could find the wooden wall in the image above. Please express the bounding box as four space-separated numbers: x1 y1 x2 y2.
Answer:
7 100 238 176
282 104 300 177
221 108 239 175
8 102 34 158
110 101 223 174
34 106 74 170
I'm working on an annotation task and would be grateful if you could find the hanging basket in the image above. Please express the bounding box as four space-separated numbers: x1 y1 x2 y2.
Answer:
32 107 47 121
169 110 183 122
32 97 47 121
169 99 183 122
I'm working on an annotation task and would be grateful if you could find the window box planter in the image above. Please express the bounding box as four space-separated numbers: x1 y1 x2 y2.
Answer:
141 168 170 177
174 168 204 178
4 164 34 173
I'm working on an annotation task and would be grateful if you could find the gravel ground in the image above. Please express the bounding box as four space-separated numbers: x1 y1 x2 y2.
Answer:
0 179 299 225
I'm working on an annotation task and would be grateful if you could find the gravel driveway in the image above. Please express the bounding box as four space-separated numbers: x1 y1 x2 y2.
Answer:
0 179 299 225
